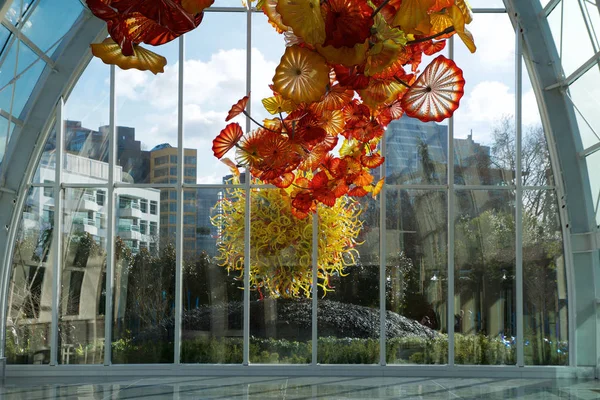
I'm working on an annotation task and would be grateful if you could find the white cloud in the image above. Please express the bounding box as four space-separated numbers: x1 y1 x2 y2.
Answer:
111 47 279 183
467 14 515 69
463 81 514 122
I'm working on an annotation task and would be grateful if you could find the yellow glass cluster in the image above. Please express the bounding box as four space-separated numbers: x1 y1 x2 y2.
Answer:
211 179 363 299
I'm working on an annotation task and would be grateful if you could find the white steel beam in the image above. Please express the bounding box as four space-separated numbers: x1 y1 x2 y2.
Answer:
174 36 184 364
50 98 64 366
515 22 525 368
103 65 116 366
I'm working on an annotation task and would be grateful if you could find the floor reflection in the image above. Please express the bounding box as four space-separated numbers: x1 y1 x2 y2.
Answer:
1 376 599 399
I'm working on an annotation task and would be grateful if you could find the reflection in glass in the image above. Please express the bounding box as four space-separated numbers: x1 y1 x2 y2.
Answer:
181 188 243 363
523 190 568 365
386 189 447 364
247 188 312 364
63 59 111 184
6 188 54 364
386 116 448 185
454 190 516 365
112 189 173 364
58 189 107 364
318 196 379 364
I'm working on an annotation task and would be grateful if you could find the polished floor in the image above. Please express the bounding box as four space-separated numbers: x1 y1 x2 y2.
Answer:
1 376 600 399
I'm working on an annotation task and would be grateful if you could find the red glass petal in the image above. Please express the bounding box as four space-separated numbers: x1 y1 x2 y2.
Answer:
226 94 249 122
213 122 243 159
401 55 465 123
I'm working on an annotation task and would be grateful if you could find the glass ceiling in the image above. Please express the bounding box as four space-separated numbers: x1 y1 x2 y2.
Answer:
0 0 83 165
543 0 600 226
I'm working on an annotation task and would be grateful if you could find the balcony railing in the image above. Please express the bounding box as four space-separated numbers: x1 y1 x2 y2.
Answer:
118 224 140 232
73 217 95 226
119 202 140 210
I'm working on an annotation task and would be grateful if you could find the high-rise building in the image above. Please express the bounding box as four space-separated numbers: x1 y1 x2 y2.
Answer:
149 144 198 255
62 120 151 183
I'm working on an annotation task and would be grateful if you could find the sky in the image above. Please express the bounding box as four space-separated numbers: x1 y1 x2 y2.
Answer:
63 5 549 185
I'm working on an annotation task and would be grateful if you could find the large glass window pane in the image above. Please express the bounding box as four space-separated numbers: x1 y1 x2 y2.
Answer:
181 188 243 363
585 150 600 227
117 41 179 184
386 189 448 364
0 40 45 117
318 197 379 364
183 12 246 184
523 189 568 365
386 116 448 185
561 0 597 77
6 187 55 364
453 14 515 187
454 190 516 365
33 124 55 184
568 67 600 149
5 0 34 25
248 188 311 364
21 0 83 54
112 188 173 364
63 58 111 183
0 115 16 165
58 188 107 364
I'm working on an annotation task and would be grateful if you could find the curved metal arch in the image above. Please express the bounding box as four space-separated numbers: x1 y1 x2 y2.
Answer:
0 0 596 374
0 10 105 359
505 0 599 370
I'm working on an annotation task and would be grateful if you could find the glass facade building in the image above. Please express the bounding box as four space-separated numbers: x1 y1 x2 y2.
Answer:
0 0 597 379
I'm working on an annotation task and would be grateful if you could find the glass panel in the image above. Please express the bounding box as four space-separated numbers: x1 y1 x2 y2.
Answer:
582 0 600 50
183 12 247 184
386 116 448 185
0 115 16 165
523 190 568 365
58 188 107 364
33 124 55 184
21 0 83 54
117 41 179 184
0 40 45 117
547 1 563 62
181 188 244 363
248 188 311 364
453 14 515 186
386 189 448 365
63 58 111 183
454 190 516 365
0 25 11 54
562 0 596 77
112 188 173 363
318 196 379 364
522 59 553 187
585 150 600 226
5 0 35 25
568 66 600 149
6 187 54 364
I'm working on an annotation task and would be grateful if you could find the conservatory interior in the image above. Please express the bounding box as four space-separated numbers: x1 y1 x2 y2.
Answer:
0 0 598 397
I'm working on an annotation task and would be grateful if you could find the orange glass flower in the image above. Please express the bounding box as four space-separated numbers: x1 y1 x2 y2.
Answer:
277 0 325 45
273 46 330 104
321 0 373 48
